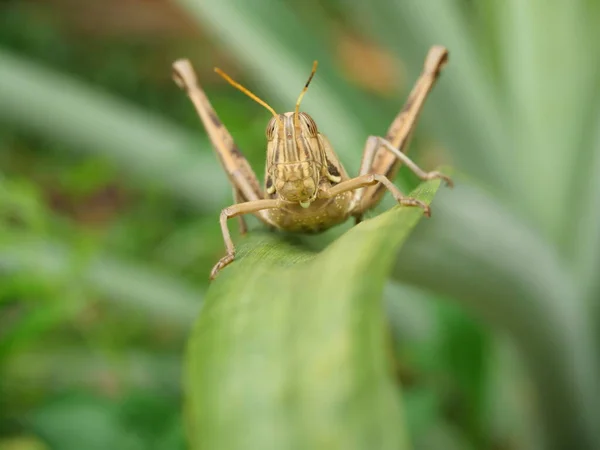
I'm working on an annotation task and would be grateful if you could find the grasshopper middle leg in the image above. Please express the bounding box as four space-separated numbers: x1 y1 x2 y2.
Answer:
351 136 452 223
372 137 453 187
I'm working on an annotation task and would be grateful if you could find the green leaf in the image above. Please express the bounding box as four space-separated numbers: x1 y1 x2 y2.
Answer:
392 182 600 450
498 0 596 240
0 48 226 211
185 178 442 450
574 117 600 308
27 394 145 450
6 349 183 394
0 237 201 328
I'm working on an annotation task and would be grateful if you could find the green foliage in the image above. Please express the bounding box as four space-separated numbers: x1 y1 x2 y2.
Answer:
186 180 440 450
1 1 599 450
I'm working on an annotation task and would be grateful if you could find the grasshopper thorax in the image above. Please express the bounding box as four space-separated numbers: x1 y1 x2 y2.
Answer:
266 112 324 207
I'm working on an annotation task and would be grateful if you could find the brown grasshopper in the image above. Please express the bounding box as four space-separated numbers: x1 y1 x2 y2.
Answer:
172 46 452 280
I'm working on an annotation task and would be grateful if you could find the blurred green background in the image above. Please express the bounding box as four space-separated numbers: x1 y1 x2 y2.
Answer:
1 0 599 449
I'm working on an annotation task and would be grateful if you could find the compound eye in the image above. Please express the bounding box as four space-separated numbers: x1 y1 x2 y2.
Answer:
300 112 318 136
266 117 277 140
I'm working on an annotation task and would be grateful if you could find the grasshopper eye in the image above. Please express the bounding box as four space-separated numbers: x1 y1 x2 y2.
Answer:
299 112 318 137
266 117 277 140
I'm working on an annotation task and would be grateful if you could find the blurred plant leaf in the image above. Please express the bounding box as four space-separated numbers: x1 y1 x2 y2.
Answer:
5 349 182 394
0 436 49 450
485 336 544 450
383 282 438 346
392 183 600 450
0 237 201 327
574 118 600 311
185 179 441 450
0 177 47 234
499 0 597 241
433 302 489 446
27 395 145 450
24 391 186 450
0 298 69 360
0 48 227 211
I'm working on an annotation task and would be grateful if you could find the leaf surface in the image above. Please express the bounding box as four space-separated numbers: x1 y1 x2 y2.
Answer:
186 179 442 450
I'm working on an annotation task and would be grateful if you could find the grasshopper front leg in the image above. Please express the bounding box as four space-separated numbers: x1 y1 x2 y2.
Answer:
322 173 431 216
353 45 451 220
173 60 281 279
213 198 281 279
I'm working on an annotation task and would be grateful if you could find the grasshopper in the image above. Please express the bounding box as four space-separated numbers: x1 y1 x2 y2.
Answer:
172 46 452 280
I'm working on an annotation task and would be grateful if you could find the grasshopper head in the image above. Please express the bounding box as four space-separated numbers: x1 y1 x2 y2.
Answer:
265 62 322 208
216 61 322 207
273 164 318 207
266 112 321 207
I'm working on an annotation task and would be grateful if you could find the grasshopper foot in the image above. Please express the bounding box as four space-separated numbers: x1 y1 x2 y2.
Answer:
395 196 431 218
210 253 235 280
424 171 454 188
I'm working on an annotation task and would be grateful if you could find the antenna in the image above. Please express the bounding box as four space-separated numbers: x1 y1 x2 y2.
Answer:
214 68 281 125
294 61 318 129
